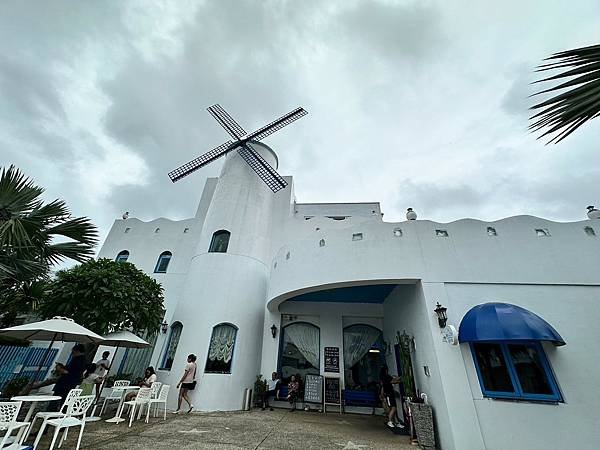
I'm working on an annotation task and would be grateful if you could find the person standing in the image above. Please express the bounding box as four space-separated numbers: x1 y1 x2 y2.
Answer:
262 372 280 411
94 351 110 398
52 344 87 411
380 366 404 429
174 354 197 414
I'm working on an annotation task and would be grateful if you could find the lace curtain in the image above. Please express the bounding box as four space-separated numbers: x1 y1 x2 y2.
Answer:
208 324 237 363
343 325 382 368
285 323 320 368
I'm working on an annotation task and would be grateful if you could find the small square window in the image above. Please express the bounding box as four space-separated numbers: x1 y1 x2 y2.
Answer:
154 228 160 234
183 228 190 233
352 233 363 241
393 228 403 237
286 251 291 260
487 227 497 236
124 227 131 234
584 226 596 236
435 229 449 237
319 239 325 247
535 228 550 237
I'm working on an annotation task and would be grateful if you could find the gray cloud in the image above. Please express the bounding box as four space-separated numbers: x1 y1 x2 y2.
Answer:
1 0 600 251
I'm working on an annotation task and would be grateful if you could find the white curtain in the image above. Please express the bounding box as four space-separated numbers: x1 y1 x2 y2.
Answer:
285 323 320 368
343 325 382 368
208 325 237 363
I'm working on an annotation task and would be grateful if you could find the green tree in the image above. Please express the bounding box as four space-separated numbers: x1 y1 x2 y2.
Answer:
38 258 165 336
530 43 600 144
0 165 98 326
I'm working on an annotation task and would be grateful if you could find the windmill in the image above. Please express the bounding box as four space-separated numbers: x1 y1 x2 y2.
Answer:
168 104 307 192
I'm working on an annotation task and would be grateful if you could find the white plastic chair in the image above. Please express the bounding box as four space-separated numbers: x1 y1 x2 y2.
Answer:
24 388 82 441
0 401 30 449
98 380 130 416
120 387 152 427
150 381 162 399
33 395 95 450
145 385 170 422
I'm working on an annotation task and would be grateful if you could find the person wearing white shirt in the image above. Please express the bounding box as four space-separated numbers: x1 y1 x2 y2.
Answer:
125 367 157 401
262 372 281 411
94 351 110 398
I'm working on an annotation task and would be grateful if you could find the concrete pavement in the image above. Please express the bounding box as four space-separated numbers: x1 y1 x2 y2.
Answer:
32 409 414 449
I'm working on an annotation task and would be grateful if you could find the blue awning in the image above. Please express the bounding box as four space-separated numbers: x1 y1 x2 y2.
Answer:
458 302 565 346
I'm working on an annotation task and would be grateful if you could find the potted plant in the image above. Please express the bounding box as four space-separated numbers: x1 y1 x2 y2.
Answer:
252 375 267 408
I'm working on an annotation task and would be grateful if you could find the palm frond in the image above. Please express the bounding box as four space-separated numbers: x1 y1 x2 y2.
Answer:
45 216 98 246
530 44 600 144
0 165 44 216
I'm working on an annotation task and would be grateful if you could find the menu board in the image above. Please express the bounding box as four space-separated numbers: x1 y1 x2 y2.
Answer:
324 377 341 405
304 374 323 404
324 346 340 373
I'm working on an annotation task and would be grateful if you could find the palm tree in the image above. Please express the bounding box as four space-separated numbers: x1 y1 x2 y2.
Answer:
530 43 600 144
0 165 98 326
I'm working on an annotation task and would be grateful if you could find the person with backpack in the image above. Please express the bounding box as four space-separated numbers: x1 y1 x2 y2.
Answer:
174 354 197 413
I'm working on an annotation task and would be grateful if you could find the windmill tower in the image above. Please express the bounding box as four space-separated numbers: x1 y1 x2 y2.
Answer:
164 105 307 410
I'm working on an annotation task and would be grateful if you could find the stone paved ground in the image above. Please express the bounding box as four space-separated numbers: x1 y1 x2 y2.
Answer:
31 409 414 449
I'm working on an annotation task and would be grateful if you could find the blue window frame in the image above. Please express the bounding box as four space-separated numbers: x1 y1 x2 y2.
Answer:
115 250 129 262
470 341 561 402
160 322 182 370
154 251 172 273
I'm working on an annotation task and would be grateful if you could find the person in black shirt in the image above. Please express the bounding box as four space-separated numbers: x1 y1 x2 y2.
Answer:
51 344 87 410
380 366 404 429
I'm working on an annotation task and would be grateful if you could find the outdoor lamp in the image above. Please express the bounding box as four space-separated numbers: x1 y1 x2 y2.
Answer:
434 302 448 328
271 324 278 339
161 320 168 334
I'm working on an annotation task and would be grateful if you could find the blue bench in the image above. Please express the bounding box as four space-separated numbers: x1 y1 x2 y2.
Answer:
343 389 378 411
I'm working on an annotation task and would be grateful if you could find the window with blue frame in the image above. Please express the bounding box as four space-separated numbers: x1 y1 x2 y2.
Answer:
154 251 172 273
161 322 182 370
471 342 561 402
115 250 129 262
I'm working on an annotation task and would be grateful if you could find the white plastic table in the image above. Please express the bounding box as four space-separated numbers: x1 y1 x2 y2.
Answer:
105 386 139 423
11 394 62 423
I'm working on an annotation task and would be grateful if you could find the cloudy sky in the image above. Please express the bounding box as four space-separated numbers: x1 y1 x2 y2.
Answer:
2 0 600 248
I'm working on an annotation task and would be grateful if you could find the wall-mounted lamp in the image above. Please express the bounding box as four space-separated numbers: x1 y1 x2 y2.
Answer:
271 324 278 339
434 302 448 328
368 348 380 353
161 320 168 334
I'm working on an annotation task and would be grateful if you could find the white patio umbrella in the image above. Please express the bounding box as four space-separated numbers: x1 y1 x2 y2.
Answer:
0 316 105 382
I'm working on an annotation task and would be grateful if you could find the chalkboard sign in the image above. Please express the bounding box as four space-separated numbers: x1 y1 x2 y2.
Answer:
324 346 340 373
324 377 341 405
304 374 323 404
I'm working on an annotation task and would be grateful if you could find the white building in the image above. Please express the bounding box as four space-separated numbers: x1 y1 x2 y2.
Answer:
97 142 600 450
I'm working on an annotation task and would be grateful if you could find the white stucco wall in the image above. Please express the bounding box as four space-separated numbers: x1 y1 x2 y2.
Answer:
96 140 600 448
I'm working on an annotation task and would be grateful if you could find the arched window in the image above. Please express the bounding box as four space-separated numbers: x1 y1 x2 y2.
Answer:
208 230 230 253
154 251 172 273
205 323 238 374
278 322 320 382
161 322 182 370
343 324 385 391
115 250 129 262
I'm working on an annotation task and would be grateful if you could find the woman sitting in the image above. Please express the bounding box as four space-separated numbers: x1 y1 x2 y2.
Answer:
125 366 157 401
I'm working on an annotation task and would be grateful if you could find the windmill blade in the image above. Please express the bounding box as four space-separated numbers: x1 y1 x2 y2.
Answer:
238 144 288 192
246 107 307 142
168 140 233 182
207 104 246 140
